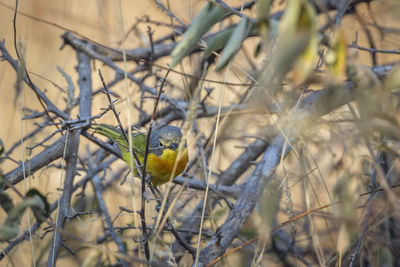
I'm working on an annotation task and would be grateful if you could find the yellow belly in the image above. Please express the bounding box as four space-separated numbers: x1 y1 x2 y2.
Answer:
124 148 188 186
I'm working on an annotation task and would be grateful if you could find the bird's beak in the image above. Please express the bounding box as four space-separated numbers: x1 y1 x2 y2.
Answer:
169 143 178 150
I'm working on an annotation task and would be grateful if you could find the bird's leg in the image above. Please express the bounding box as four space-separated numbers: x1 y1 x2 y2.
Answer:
154 187 163 200
155 204 162 213
154 187 164 213
142 174 152 202
145 173 152 185
154 187 171 217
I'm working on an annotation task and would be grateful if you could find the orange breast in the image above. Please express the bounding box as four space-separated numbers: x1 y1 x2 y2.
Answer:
146 148 188 186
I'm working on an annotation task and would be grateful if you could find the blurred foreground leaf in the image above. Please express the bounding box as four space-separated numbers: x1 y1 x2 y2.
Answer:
204 27 235 58
386 65 400 93
257 0 318 89
170 2 228 68
325 29 347 83
215 17 254 71
0 188 49 241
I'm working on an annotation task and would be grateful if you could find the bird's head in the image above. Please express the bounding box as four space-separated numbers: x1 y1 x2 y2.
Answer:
150 126 184 155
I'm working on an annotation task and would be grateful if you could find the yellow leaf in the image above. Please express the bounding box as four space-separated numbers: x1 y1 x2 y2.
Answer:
258 0 319 87
325 29 347 82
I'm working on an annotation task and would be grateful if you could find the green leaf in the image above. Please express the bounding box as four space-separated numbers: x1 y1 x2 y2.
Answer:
0 191 14 213
215 17 254 71
170 2 228 68
0 225 19 241
0 192 46 241
257 0 272 23
26 189 50 218
5 191 47 227
204 27 235 58
257 0 272 40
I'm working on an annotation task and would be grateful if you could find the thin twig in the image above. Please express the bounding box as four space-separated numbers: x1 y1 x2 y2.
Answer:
139 70 170 261
12 0 56 130
348 43 400 55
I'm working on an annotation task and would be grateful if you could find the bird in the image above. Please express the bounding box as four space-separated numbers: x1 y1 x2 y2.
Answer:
93 124 188 186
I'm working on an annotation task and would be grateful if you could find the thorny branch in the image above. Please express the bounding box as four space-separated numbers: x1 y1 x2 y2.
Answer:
1 0 400 266
46 48 92 266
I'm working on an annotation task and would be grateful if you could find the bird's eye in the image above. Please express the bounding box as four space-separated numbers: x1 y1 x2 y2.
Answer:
159 142 164 148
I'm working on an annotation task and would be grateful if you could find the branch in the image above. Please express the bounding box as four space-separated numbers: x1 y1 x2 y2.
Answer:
5 136 66 186
47 49 92 266
173 176 241 197
176 63 395 264
62 32 157 95
197 135 289 265
89 151 128 267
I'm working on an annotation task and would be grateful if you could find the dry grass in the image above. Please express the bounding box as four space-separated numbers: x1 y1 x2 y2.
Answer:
1 0 400 266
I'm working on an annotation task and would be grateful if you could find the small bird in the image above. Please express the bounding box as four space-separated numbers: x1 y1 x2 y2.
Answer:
93 124 188 186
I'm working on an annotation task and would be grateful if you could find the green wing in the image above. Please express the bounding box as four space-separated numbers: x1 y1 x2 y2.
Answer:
130 132 146 155
94 124 147 156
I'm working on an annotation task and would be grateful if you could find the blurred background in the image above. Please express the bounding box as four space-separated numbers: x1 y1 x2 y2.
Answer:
1 0 400 266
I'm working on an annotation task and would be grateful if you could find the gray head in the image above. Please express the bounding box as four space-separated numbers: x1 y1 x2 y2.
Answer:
150 126 183 156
